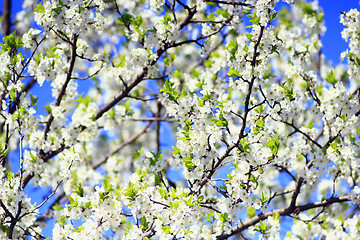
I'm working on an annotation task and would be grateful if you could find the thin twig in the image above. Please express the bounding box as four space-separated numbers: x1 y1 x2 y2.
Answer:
204 0 253 7
43 34 78 140
92 121 153 169
20 180 63 219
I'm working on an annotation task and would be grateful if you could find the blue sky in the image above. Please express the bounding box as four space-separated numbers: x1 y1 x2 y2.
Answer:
318 0 359 64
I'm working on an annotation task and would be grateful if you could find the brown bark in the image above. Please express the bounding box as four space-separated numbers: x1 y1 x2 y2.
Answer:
3 0 11 35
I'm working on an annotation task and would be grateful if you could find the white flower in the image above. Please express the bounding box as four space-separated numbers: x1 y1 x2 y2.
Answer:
150 0 165 14
0 52 10 75
22 28 41 49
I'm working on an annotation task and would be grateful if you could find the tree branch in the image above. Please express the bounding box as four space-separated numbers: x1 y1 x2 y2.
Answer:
2 0 11 35
216 195 351 240
204 0 253 7
92 121 153 169
43 34 78 139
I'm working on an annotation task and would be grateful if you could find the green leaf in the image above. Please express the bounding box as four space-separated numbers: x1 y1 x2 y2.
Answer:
169 187 177 198
34 3 45 14
136 168 148 179
44 104 52 114
83 201 91 209
249 12 260 25
183 156 195 170
255 104 265 114
133 148 143 159
154 173 161 184
329 141 340 152
140 216 149 229
162 225 171 234
273 211 280 220
73 226 85 233
270 12 277 21
163 14 171 25
325 71 338 85
247 206 256 218
280 83 295 101
201 93 212 101
75 94 92 107
158 188 168 200
160 80 179 101
58 0 65 7
239 138 250 152
52 7 62 15
102 177 113 192
148 151 162 166
355 57 360 66
52 203 62 211
0 148 8 159
341 113 347 121
69 196 77 207
219 212 228 222
205 212 214 222
59 215 67 225
124 182 139 200
256 117 265 128
6 171 14 181
0 224 9 235
208 12 215 21
260 192 268 203
198 99 204 107
253 126 260 134
172 146 181 156
211 111 228 127
122 13 133 25
191 69 200 78
164 57 171 66
99 191 110 202
195 80 204 89
249 173 258 184
133 15 143 28
220 10 230 18
302 2 317 16
259 220 267 232
316 12 324 22
228 67 241 77
30 94 38 106
263 71 273 79
227 40 238 61
184 195 193 207
266 136 280 155
204 59 212 68
9 88 16 101
181 88 187 97
171 201 179 208
74 183 84 197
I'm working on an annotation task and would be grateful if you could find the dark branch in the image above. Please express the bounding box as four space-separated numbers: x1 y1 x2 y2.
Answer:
43 34 78 139
204 0 253 7
2 0 11 35
216 195 351 240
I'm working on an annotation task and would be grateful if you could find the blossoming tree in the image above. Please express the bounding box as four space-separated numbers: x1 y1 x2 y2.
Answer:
0 0 360 239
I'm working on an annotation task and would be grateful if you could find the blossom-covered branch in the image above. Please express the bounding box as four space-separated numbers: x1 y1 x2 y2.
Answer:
0 0 359 239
